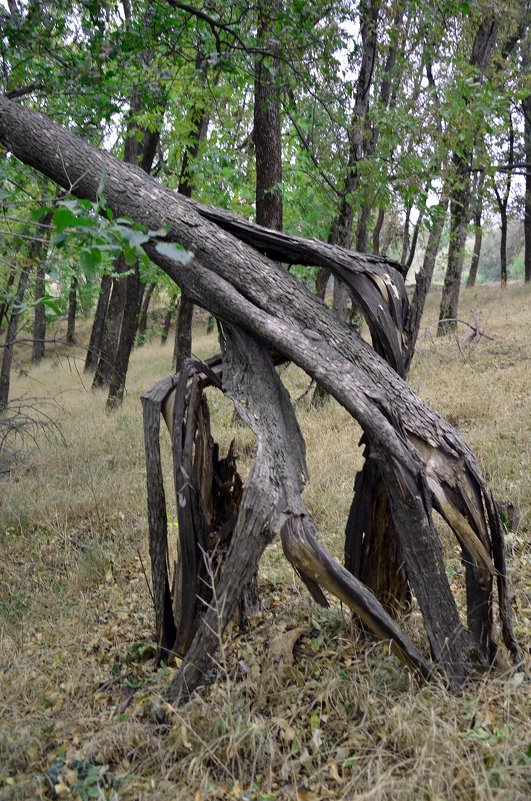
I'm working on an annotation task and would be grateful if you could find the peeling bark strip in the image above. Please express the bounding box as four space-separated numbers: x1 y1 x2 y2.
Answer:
142 354 243 661
0 95 519 686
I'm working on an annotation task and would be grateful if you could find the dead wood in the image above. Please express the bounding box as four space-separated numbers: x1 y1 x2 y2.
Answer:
0 95 520 690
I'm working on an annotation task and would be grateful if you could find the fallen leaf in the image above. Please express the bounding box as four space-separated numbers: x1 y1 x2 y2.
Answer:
267 626 307 666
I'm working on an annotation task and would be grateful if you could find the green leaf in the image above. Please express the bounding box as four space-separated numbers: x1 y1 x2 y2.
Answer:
53 206 93 233
155 241 195 265
80 247 102 276
30 206 52 221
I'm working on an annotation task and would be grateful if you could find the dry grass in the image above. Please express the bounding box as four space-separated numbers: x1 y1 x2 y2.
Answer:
0 284 529 801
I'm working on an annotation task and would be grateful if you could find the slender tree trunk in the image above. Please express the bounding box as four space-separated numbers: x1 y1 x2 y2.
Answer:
401 205 411 265
315 267 330 301
31 208 54 364
372 208 385 254
137 280 156 346
438 161 470 336
524 92 531 283
66 275 77 345
254 0 283 231
500 208 508 287
405 208 425 271
161 293 178 345
330 0 378 319
85 272 112 372
493 118 513 289
438 13 501 333
1 230 49 408
107 267 143 409
466 174 485 288
173 55 211 374
0 273 15 333
103 125 161 405
93 256 127 389
405 196 449 367
32 259 46 364
173 294 194 373
355 204 371 252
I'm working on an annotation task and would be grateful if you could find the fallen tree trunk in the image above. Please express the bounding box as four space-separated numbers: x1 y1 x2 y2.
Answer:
0 95 519 690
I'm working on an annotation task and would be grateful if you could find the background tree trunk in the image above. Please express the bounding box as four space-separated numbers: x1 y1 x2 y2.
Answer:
160 292 178 345
466 174 485 288
84 272 112 372
254 0 283 231
524 90 531 283
172 294 194 373
92 255 127 389
31 208 54 364
1 228 50 408
66 275 77 345
32 259 47 364
136 280 156 346
438 13 501 333
173 55 210 373
107 266 144 409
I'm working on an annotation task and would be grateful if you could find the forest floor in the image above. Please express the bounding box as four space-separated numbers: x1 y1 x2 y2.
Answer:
0 284 529 801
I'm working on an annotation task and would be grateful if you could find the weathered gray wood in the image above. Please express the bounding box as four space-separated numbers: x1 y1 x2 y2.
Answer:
167 327 431 704
0 95 519 679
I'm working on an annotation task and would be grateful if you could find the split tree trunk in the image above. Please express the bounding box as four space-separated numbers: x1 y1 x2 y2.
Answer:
0 94 520 692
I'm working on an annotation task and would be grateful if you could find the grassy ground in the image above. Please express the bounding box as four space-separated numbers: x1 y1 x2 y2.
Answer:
0 284 529 801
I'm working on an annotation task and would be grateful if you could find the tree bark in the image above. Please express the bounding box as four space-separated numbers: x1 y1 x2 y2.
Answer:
32 259 47 364
173 64 211 376
405 196 449 364
0 94 520 681
107 266 143 409
173 293 194 373
254 0 283 231
66 275 77 345
31 208 54 364
161 329 430 704
92 255 127 389
438 158 471 336
331 0 379 319
400 205 411 266
1 228 50 408
500 207 508 288
492 118 514 289
136 280 156 346
160 292 178 345
466 174 485 288
372 208 385 255
84 272 112 372
438 13 501 333
0 267 16 333
524 91 531 283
